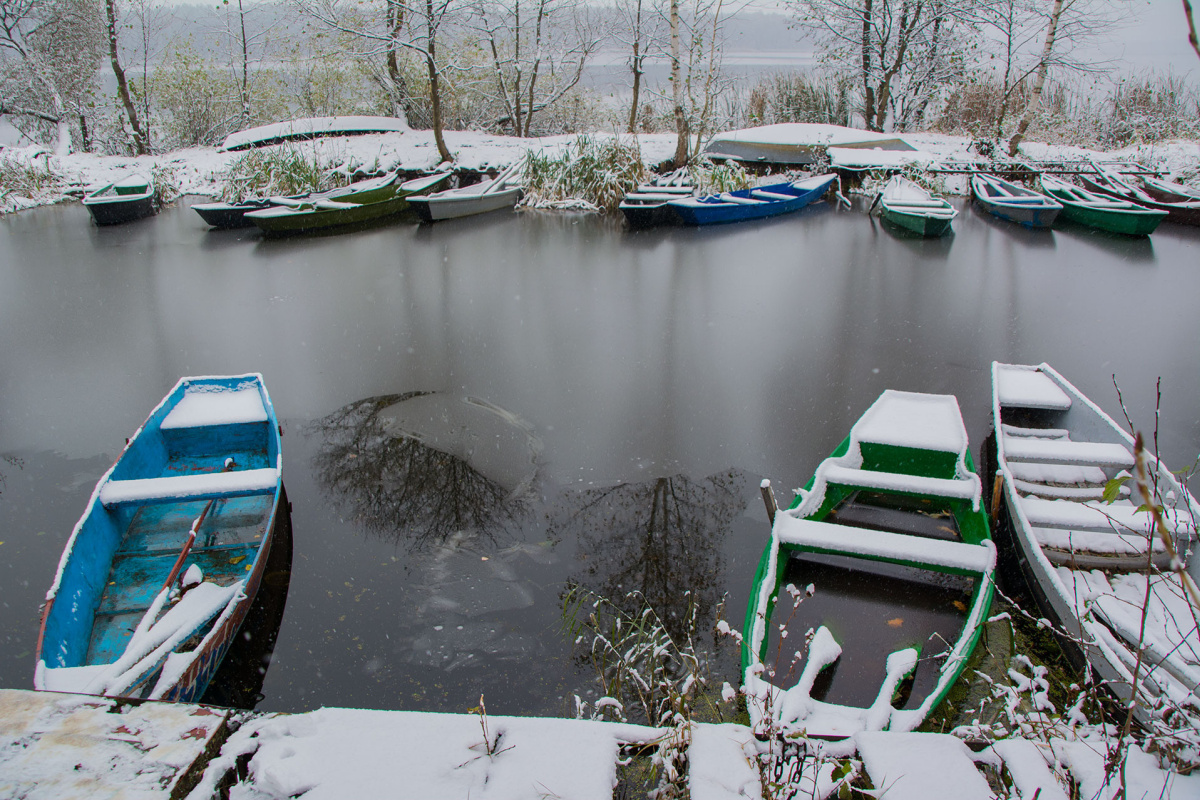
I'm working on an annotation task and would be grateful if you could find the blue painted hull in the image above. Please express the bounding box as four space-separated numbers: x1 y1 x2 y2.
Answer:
667 174 836 226
36 375 283 702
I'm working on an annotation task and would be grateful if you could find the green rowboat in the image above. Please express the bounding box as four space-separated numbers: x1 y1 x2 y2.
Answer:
742 390 995 739
247 172 450 235
878 176 957 237
1039 175 1165 236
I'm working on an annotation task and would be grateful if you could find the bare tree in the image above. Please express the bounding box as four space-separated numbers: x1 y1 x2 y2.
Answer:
1003 0 1120 155
125 0 173 150
105 0 149 153
0 0 102 154
294 0 455 161
469 0 600 137
611 0 662 133
790 0 979 132
662 0 737 165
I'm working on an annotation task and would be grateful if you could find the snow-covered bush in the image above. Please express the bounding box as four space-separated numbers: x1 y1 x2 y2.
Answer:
0 153 64 213
217 145 350 202
521 135 645 212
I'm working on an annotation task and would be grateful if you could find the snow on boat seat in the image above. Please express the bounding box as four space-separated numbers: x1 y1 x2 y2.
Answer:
995 365 1072 410
776 516 995 574
1003 437 1133 468
750 189 795 201
99 468 278 508
314 199 359 210
887 200 948 209
161 386 268 430
1019 496 1195 537
1032 525 1168 564
1006 461 1108 487
821 464 979 501
1011 477 1126 501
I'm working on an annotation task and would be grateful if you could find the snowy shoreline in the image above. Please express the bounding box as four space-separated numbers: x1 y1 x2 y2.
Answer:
2 128 1198 216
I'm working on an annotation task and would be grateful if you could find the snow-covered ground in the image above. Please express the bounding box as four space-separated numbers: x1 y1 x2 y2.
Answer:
2 127 1197 215
2 688 1197 800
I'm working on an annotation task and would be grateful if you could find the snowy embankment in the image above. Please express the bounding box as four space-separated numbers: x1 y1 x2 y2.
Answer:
2 127 1198 215
2 688 1197 800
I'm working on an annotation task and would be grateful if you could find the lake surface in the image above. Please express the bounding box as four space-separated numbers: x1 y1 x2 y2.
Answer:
2 194 1198 718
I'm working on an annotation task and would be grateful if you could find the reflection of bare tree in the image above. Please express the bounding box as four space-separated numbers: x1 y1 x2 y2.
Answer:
310 393 533 550
556 470 748 640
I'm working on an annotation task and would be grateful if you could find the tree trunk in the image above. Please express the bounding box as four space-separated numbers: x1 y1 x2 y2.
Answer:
106 0 149 154
670 0 688 166
238 0 251 125
386 0 411 120
627 0 644 133
426 0 452 162
861 0 875 130
1009 0 1065 156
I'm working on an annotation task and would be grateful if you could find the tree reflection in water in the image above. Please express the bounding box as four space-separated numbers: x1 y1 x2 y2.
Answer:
557 469 748 641
310 392 539 551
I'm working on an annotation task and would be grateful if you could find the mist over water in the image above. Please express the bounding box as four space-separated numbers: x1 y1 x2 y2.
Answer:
1 197 1197 714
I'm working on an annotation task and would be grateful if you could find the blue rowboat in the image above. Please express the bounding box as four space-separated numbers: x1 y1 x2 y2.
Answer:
35 374 284 702
970 173 1062 229
666 173 837 226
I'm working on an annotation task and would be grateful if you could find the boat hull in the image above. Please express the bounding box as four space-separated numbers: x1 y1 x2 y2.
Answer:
990 362 1200 727
408 186 522 222
247 173 449 235
667 174 836 226
742 391 994 738
35 375 283 703
1080 174 1200 226
971 175 1062 229
192 199 277 229
1057 202 1165 236
882 206 955 237
83 192 158 225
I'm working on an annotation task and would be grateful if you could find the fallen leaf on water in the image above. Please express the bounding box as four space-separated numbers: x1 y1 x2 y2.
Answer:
887 618 904 628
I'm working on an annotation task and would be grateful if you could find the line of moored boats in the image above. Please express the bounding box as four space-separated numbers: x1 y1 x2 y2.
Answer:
79 161 1200 240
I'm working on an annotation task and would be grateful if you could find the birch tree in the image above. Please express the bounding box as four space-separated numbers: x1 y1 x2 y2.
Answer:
999 0 1119 155
789 0 979 132
0 0 102 154
664 0 736 165
469 0 600 137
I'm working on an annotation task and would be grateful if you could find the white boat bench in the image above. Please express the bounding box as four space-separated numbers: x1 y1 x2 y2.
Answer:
821 464 980 502
775 515 995 574
99 469 279 508
750 189 794 201
1002 436 1134 468
1019 496 1194 537
718 193 765 205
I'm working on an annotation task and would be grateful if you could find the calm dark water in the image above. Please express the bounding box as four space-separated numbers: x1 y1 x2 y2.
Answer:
2 195 1198 717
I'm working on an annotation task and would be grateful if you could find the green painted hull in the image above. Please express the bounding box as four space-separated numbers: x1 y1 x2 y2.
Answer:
248 174 449 235
1050 195 1166 236
883 205 954 237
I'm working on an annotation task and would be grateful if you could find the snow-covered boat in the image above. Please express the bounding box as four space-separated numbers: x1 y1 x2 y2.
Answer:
218 116 409 152
618 170 695 229
1038 176 1166 236
970 174 1062 229
245 172 449 235
877 176 957 237
1140 176 1200 205
989 363 1200 726
743 390 995 739
666 173 836 227
35 375 285 702
1080 167 1200 227
82 174 158 225
703 123 917 165
407 166 523 222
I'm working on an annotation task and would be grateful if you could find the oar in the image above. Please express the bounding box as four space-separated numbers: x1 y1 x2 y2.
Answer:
869 192 883 213
158 458 236 595
483 162 521 195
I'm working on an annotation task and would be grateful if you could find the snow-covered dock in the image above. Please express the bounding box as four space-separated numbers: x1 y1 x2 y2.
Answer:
218 117 411 152
3 688 1198 799
703 123 918 165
